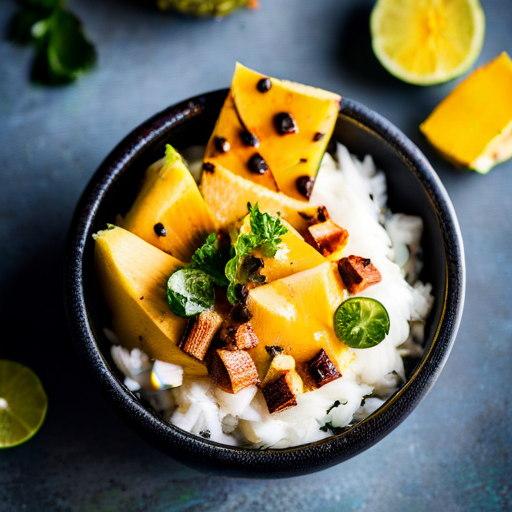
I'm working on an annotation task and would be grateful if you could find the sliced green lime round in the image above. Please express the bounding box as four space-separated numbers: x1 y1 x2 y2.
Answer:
334 297 390 349
0 360 47 449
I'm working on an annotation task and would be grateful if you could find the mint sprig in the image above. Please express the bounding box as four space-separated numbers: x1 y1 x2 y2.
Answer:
9 0 96 85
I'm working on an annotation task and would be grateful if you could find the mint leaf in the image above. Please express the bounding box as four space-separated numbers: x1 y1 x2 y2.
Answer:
167 268 215 318
8 7 51 44
190 233 229 287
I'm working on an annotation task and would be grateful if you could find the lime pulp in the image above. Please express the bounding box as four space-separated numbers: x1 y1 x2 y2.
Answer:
334 297 390 349
0 360 47 449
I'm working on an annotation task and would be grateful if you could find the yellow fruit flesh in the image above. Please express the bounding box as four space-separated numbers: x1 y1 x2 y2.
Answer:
121 148 217 262
204 92 279 191
200 161 315 235
371 0 485 85
94 226 207 377
421 52 512 173
247 262 349 379
253 219 327 282
231 63 341 199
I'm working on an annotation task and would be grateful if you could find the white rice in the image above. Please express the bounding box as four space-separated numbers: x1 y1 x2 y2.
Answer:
110 143 434 448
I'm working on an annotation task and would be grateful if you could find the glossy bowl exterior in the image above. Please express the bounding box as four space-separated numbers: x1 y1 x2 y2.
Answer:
64 90 465 478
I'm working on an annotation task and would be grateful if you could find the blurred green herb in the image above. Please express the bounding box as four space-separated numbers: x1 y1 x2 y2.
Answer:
8 0 96 85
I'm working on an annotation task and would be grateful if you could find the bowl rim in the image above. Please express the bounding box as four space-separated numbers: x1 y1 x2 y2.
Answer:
64 89 465 478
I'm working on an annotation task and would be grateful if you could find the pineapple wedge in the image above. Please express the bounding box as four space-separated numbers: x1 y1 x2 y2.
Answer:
94 225 207 377
231 63 341 199
121 145 217 261
200 160 315 235
247 262 350 379
421 52 512 174
204 92 280 191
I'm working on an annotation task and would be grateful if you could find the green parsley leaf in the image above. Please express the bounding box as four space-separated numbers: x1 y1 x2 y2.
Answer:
10 2 96 85
224 203 288 304
167 267 215 318
190 233 229 287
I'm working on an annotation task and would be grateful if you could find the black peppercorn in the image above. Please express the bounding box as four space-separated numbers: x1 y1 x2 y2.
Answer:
202 162 215 173
241 131 260 148
234 283 249 303
248 153 268 174
274 112 298 135
153 222 167 237
214 137 230 154
313 132 325 142
296 175 315 199
257 77 272 92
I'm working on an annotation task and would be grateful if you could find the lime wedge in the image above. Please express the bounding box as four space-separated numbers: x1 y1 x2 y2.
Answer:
0 360 47 449
334 297 390 349
370 0 485 85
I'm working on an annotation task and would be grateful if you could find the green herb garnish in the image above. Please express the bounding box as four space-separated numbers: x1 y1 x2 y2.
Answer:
225 203 288 304
9 0 96 85
167 267 215 318
167 232 229 317
334 297 390 349
190 233 229 287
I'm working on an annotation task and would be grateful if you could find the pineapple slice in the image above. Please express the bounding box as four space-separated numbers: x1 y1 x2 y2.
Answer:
241 218 327 283
231 63 341 199
204 92 279 191
420 52 512 174
200 160 315 235
247 262 350 379
121 145 217 261
94 225 207 377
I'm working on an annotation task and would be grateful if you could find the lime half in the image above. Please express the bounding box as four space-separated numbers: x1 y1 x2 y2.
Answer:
0 360 47 449
334 297 390 349
370 0 485 85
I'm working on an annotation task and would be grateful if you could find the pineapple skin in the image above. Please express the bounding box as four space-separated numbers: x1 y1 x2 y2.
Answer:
157 0 251 17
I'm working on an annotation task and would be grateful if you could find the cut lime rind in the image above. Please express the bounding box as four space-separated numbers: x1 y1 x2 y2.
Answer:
370 0 486 86
334 297 390 349
0 360 48 449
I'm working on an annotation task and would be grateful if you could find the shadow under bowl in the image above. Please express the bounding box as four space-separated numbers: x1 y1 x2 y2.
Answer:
64 89 465 478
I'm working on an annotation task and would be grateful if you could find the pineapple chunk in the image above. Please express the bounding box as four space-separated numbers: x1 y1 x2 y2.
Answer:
121 145 217 261
249 219 327 282
200 160 316 235
231 63 341 199
420 52 512 174
94 226 207 377
204 92 280 191
247 262 349 379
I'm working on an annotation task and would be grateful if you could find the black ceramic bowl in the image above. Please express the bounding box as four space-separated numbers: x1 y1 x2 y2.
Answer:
65 90 465 478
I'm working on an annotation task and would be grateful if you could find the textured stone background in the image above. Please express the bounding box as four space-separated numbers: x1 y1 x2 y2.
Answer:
1 0 511 510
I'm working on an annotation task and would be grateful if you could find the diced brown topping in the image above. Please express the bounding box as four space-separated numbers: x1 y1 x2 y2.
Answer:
338 255 382 294
214 137 231 154
274 112 298 135
257 77 272 93
179 309 223 361
207 349 260 394
262 373 298 413
153 222 166 237
248 153 268 174
261 354 296 387
298 205 331 225
307 219 349 260
296 175 315 199
202 162 215 173
220 322 259 351
306 349 341 388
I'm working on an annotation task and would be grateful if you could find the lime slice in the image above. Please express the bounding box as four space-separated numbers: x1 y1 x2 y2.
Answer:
370 0 485 85
334 297 390 349
0 360 47 449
